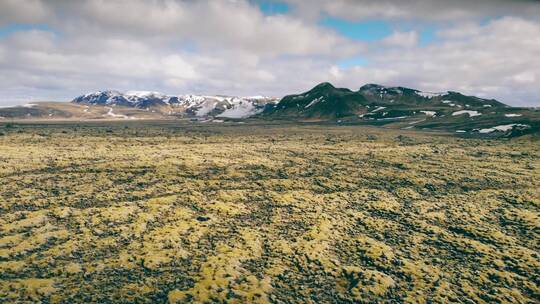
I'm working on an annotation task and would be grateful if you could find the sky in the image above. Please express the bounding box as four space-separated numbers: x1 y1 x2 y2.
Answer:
0 0 539 106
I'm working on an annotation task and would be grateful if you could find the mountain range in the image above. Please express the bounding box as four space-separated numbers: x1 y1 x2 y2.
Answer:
0 83 538 136
72 90 279 119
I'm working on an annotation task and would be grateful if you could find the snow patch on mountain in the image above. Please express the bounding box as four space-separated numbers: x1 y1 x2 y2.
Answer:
420 111 436 116
377 116 408 120
416 91 446 98
125 91 166 99
105 107 132 119
478 124 530 133
193 100 220 117
452 110 481 117
217 101 263 118
305 96 324 109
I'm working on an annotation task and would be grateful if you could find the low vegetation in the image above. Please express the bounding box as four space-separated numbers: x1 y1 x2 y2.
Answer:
0 121 538 303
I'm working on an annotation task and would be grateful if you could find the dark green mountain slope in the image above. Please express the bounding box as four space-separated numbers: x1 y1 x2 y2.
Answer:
269 82 368 119
263 82 539 136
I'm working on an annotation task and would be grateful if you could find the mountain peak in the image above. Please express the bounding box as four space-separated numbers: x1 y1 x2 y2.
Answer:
313 82 335 90
359 83 386 91
306 82 353 95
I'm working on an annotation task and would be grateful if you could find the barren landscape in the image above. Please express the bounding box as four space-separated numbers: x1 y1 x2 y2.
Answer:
2 0 540 302
0 121 538 303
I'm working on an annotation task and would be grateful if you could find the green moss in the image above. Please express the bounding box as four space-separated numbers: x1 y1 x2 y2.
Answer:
0 122 538 302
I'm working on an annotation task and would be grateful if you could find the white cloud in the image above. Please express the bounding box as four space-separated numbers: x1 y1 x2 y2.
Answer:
0 0 364 105
382 31 418 48
285 0 540 21
332 17 540 106
161 55 198 80
0 0 50 26
511 72 536 84
38 0 361 58
0 1 539 107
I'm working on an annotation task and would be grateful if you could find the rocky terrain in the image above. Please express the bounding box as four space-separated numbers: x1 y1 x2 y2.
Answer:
0 121 538 303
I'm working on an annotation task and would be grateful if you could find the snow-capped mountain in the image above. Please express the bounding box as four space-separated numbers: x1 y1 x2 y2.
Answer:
72 91 279 118
72 91 169 107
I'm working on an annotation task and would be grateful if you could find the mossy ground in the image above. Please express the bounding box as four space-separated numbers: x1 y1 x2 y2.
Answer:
0 122 538 303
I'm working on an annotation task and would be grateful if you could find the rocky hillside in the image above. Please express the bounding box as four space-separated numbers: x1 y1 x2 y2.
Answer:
264 83 507 118
262 83 539 136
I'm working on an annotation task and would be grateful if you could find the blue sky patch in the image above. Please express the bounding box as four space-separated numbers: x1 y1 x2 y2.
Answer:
337 57 368 68
321 18 392 42
321 17 440 47
0 24 57 38
253 0 290 16
419 28 436 46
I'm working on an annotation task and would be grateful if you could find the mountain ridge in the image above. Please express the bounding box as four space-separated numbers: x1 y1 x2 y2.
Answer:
264 82 508 119
72 90 279 119
261 82 537 136
1 82 538 137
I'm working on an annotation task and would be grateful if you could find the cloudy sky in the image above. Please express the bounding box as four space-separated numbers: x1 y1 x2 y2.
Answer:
0 0 539 106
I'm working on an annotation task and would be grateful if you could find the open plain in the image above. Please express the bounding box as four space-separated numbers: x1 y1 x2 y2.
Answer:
0 121 538 303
